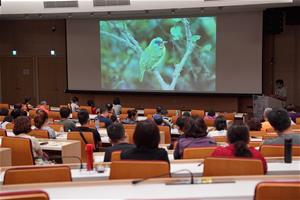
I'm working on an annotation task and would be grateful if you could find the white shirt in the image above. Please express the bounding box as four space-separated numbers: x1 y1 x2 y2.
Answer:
275 87 287 99
207 130 227 137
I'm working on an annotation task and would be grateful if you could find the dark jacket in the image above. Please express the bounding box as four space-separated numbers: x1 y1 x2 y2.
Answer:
121 147 169 163
104 143 135 162
74 126 101 149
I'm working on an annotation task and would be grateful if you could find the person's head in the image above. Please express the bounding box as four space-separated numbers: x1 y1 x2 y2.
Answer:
275 79 284 88
40 100 47 105
247 117 262 131
71 96 79 104
106 103 113 112
214 116 227 131
60 107 71 119
207 110 216 117
227 123 252 157
34 109 48 129
176 116 188 132
268 109 291 134
184 116 208 138
110 114 118 123
10 109 21 120
113 97 121 105
78 109 89 125
99 105 109 117
286 104 295 112
161 109 168 116
107 123 126 144
14 104 22 110
87 100 95 107
13 116 31 135
133 120 160 149
156 106 162 114
153 114 163 125
263 108 272 121
24 96 31 104
3 115 13 123
127 109 137 120
182 111 191 117
0 108 9 116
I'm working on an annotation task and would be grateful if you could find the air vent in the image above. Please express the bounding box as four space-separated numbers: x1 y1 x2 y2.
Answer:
93 0 130 7
44 1 79 8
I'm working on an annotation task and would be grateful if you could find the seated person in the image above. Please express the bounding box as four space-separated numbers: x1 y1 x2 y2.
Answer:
182 111 191 117
0 108 11 128
286 104 300 123
261 108 273 131
122 109 137 124
106 103 114 115
211 123 267 174
95 105 113 128
10 108 27 123
87 100 97 114
103 123 134 162
74 109 101 151
69 96 79 113
121 120 169 163
112 97 122 116
36 100 49 114
247 117 262 131
34 109 56 139
58 107 76 132
207 116 227 137
174 116 216 159
263 109 300 145
0 108 9 117
23 96 33 111
274 79 287 101
14 116 45 159
204 110 216 120
175 116 188 135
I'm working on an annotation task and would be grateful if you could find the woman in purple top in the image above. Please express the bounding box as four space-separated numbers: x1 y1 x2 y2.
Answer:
173 116 217 159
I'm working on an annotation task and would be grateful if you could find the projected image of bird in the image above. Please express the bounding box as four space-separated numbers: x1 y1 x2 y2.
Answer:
139 37 167 82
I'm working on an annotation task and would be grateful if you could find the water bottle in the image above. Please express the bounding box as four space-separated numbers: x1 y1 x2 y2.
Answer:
86 144 94 171
284 138 292 163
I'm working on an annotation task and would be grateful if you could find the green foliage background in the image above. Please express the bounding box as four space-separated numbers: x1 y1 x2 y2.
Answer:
100 16 216 92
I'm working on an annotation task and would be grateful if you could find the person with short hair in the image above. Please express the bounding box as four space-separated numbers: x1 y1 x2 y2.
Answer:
261 108 273 131
69 96 79 112
175 116 188 134
23 96 33 111
204 110 216 120
182 111 191 117
95 105 112 128
58 107 76 132
14 116 45 158
36 100 49 114
112 97 122 116
74 109 101 150
207 116 227 137
121 120 169 163
274 79 287 101
211 124 267 174
247 117 262 131
87 100 97 114
34 109 56 139
263 109 300 145
121 109 137 124
0 108 9 116
103 123 134 162
174 116 216 159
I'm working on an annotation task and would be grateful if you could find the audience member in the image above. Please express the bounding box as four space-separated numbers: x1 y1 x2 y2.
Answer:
74 109 101 150
261 108 273 131
174 116 216 159
36 100 49 114
112 97 122 116
207 116 227 137
263 109 300 145
121 120 169 163
204 110 216 120
103 123 134 162
211 123 267 174
122 109 137 124
175 116 188 134
247 117 262 131
58 107 76 132
106 103 114 114
87 100 97 114
34 109 56 139
13 116 45 158
286 104 300 123
69 96 79 112
95 105 112 128
274 79 287 101
0 108 9 116
23 96 33 111
182 111 191 117
0 108 13 129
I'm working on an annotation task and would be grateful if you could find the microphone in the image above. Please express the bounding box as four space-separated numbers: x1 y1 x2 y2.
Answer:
132 169 195 185
49 155 83 170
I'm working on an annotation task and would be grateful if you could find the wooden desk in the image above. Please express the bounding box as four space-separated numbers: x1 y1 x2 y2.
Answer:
0 148 11 167
0 175 299 199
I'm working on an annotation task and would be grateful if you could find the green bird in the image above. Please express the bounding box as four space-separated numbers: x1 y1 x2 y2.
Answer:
139 37 167 82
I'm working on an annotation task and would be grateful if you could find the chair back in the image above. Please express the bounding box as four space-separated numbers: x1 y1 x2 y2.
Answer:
111 151 121 161
123 124 136 130
219 112 235 121
203 157 264 176
1 137 34 166
183 147 217 159
204 119 215 127
121 107 134 114
109 161 170 180
0 129 7 136
71 112 78 119
262 134 277 140
29 109 37 118
158 125 171 144
248 141 262 148
67 132 94 162
191 110 205 118
125 129 135 144
144 108 156 116
213 136 227 143
171 115 179 124
119 114 128 120
167 109 177 117
291 124 300 130
48 111 61 120
254 181 300 200
0 115 5 122
250 131 267 138
0 190 49 200
49 124 64 132
0 103 9 109
29 130 49 139
5 123 14 130
260 145 300 157
79 106 92 114
296 118 300 125
3 166 72 185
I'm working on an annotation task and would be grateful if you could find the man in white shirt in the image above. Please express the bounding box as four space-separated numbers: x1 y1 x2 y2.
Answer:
274 79 287 101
